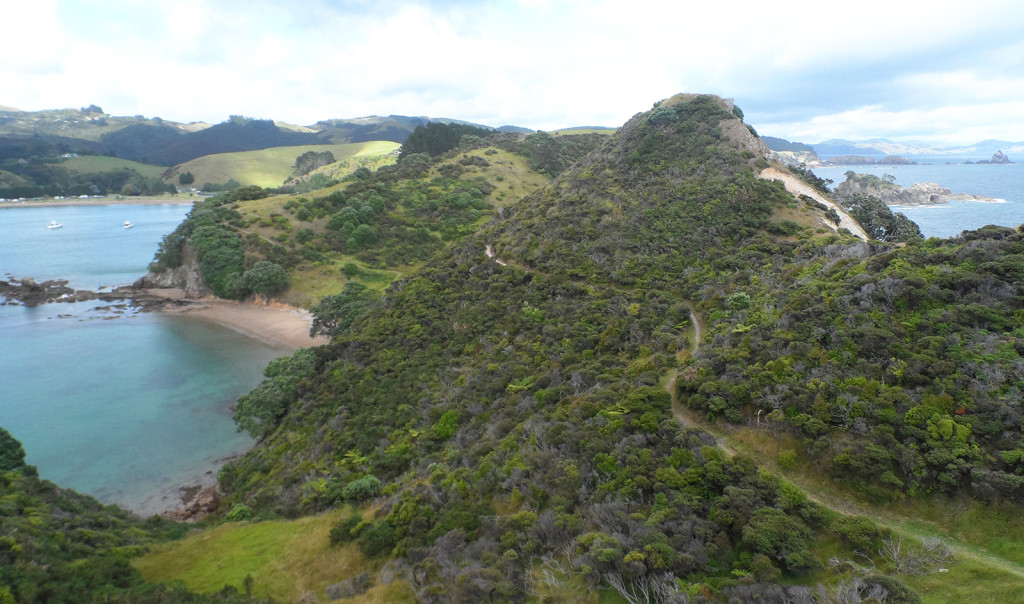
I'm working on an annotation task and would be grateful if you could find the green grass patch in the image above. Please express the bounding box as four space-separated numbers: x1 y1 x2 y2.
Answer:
904 557 1024 603
133 509 414 602
169 141 399 189
61 155 165 178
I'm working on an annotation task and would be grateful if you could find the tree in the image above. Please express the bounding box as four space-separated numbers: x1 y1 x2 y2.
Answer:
242 261 289 298
234 348 318 439
293 150 336 176
0 428 27 472
179 171 195 185
741 508 817 571
351 224 377 249
309 282 377 338
399 122 492 158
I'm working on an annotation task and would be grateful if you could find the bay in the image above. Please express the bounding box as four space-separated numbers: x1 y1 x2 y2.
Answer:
0 203 284 515
811 159 1024 239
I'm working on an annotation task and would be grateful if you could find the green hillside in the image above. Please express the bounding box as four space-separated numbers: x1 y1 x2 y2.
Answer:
145 128 606 307
163 142 400 189
12 94 1024 602
61 155 165 179
143 94 1016 602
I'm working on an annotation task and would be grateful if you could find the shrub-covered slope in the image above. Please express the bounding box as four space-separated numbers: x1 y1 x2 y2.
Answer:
215 95 933 601
145 129 607 307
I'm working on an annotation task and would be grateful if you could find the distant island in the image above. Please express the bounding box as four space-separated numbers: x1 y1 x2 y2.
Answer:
967 150 1015 164
824 155 917 166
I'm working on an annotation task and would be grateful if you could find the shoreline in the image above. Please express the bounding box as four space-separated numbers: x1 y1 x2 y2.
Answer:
0 196 200 209
144 288 330 352
137 288 329 519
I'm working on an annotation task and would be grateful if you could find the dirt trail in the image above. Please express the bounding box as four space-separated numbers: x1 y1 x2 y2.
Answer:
664 307 739 457
484 244 507 266
759 166 869 241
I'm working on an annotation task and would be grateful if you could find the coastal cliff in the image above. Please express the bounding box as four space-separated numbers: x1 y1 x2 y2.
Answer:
133 242 211 297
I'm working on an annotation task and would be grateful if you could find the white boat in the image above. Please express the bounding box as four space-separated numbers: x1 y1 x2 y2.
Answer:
46 220 63 229
123 221 134 229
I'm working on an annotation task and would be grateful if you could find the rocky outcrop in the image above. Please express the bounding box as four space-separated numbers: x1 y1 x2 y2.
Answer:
132 242 211 297
977 150 1014 164
162 485 222 523
0 277 200 309
771 150 823 168
836 172 997 206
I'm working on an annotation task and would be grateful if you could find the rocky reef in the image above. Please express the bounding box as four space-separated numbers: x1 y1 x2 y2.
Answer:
0 276 196 309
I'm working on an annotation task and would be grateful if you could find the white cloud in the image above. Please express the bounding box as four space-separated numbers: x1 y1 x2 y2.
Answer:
759 102 1024 145
2 0 1024 143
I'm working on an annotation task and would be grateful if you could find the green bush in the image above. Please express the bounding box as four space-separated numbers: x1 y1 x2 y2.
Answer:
226 503 253 522
341 475 381 501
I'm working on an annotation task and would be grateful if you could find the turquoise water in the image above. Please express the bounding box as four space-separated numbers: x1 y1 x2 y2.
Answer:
812 160 1024 238
0 203 285 514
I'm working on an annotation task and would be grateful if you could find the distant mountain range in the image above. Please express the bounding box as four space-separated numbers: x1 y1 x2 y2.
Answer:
0 106 535 166
763 136 1024 158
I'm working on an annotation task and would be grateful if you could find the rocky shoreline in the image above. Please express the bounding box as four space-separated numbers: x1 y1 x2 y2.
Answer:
0 276 198 310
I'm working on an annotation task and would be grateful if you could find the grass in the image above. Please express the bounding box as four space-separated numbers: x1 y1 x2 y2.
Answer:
133 509 415 602
168 141 400 189
426 147 550 209
60 155 166 178
904 557 1024 603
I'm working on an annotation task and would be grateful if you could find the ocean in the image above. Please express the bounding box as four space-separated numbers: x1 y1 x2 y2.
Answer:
811 157 1024 238
0 203 285 515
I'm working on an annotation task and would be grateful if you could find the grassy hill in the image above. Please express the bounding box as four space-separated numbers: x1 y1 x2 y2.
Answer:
61 155 165 179
163 142 401 190
145 129 603 308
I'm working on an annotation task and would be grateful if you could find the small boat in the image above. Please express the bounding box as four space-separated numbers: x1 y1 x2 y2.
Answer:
46 220 63 229
123 221 134 229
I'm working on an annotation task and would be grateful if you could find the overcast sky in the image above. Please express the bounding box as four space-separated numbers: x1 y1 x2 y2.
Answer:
3 0 1024 145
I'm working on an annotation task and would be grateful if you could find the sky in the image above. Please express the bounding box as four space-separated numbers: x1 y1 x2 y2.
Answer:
3 0 1024 145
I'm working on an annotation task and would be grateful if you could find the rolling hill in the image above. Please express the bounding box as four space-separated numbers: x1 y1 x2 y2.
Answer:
162 141 401 190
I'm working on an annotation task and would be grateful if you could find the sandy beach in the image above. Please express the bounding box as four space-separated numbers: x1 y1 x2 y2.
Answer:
144 287 330 351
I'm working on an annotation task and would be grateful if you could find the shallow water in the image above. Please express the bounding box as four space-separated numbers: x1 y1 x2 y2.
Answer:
0 204 285 514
